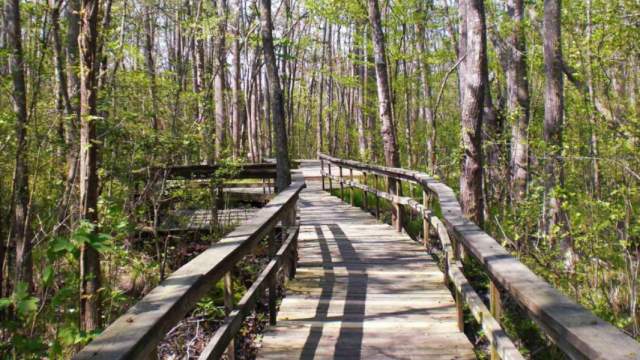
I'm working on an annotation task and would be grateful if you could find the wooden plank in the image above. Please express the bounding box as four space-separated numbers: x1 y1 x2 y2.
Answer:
74 174 305 360
198 226 299 360
318 153 640 360
257 182 474 359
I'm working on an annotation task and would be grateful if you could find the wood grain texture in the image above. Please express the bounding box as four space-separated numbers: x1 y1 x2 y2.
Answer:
318 154 640 360
258 181 474 359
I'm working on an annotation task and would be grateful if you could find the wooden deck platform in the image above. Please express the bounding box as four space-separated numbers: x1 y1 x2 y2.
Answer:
258 180 474 359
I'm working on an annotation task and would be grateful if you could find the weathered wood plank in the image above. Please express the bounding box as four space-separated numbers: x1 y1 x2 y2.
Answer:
74 175 305 360
319 153 640 360
257 181 474 359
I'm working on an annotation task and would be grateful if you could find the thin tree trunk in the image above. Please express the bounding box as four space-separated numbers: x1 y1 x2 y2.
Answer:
367 0 399 168
543 0 572 267
143 4 160 131
459 0 485 226
214 0 228 160
416 16 436 172
507 0 530 201
5 0 32 290
231 2 244 159
78 0 101 332
260 0 291 191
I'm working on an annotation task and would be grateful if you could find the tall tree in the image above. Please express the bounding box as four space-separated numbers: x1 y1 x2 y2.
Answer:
543 0 572 266
260 0 290 191
507 0 530 201
367 0 399 168
214 0 228 159
459 0 486 226
5 0 32 289
78 0 101 332
416 4 436 172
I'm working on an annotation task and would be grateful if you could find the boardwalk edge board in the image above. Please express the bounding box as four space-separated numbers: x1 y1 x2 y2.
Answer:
74 173 305 360
319 153 640 360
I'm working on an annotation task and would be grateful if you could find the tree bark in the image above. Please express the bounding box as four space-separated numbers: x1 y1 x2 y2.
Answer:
5 0 32 290
214 0 228 160
543 0 572 266
459 0 485 226
507 0 530 201
231 1 244 159
416 6 436 172
260 0 291 191
143 4 160 131
367 0 399 168
78 0 101 332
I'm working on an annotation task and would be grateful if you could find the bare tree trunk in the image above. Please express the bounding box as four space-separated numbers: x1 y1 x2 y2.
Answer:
416 7 436 172
231 2 244 159
507 0 530 201
144 4 160 131
214 0 228 160
355 22 368 159
5 0 32 290
78 0 101 332
367 0 399 168
260 0 291 191
57 0 82 229
459 0 485 226
316 23 327 155
543 0 572 267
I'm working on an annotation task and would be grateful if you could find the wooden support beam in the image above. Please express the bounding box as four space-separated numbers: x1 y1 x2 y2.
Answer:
349 168 354 206
339 166 344 200
423 189 431 249
320 159 325 190
362 172 368 211
328 164 333 193
394 179 403 232
224 272 235 360
490 281 502 360
374 174 380 220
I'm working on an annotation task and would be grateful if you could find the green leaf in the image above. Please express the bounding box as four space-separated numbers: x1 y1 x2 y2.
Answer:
42 266 54 286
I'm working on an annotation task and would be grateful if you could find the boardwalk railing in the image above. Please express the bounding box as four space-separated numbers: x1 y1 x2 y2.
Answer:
75 173 305 360
319 153 640 360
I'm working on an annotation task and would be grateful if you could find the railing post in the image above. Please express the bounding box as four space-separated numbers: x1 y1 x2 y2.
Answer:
328 163 333 193
349 168 354 206
490 281 502 360
339 166 344 200
374 174 380 220
320 158 325 190
362 172 368 212
422 190 431 250
452 238 464 333
395 179 402 233
268 231 277 326
224 272 235 360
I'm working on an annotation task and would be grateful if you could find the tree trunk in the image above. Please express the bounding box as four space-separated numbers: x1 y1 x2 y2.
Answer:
507 0 530 201
543 0 572 267
214 0 228 160
260 0 291 191
367 0 399 168
5 0 32 290
459 0 485 226
416 21 436 172
231 2 244 159
355 22 368 159
78 0 101 332
143 4 160 131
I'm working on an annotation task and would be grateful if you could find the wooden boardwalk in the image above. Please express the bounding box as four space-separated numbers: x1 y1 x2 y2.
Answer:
258 178 475 359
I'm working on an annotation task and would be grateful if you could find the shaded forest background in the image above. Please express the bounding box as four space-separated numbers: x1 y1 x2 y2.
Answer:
0 0 639 357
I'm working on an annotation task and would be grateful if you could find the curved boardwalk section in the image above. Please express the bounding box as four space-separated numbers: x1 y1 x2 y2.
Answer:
258 180 474 359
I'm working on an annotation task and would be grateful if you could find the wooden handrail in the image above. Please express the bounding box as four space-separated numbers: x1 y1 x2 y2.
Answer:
319 153 640 360
75 173 305 360
134 163 277 180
